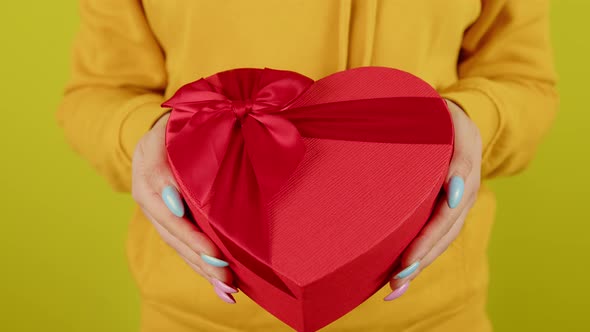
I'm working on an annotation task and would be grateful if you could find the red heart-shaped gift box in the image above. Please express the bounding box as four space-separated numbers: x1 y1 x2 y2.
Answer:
163 67 453 331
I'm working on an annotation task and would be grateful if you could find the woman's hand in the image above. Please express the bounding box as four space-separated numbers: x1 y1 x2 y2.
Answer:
384 100 483 301
131 113 238 303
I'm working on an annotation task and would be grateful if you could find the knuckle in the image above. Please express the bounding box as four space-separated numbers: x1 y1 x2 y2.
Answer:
204 265 226 280
176 248 204 270
410 234 432 252
191 231 216 254
455 155 474 176
149 165 171 192
187 252 205 268
412 267 424 279
144 169 161 191
159 234 176 248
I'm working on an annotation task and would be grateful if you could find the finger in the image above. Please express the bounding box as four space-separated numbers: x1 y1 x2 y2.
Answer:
419 201 470 271
146 209 233 284
444 99 482 208
389 121 475 281
389 200 471 291
184 257 238 303
133 168 228 267
392 190 466 279
132 129 228 266
385 102 482 300
383 281 410 301
444 153 471 209
179 255 238 304
182 255 211 282
183 258 238 294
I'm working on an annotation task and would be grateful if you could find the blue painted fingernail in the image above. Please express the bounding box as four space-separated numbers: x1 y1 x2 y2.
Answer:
394 261 420 279
447 176 464 209
201 254 229 267
162 186 185 217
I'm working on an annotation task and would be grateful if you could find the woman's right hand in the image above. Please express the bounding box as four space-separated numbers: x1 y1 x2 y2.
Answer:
131 112 238 303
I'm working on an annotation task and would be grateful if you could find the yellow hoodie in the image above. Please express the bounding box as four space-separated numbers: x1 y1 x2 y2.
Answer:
57 1 558 331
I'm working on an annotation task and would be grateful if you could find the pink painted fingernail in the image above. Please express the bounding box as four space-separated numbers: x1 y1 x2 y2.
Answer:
214 285 236 304
212 279 238 294
384 282 410 301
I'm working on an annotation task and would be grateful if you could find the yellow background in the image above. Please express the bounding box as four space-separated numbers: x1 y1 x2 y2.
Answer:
1 1 588 331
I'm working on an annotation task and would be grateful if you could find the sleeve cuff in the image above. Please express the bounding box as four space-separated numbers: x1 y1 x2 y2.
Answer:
119 94 170 161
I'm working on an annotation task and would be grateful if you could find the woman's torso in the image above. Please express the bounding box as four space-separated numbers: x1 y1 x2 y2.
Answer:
128 1 495 331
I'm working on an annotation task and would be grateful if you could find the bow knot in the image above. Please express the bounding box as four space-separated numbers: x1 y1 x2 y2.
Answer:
231 100 255 122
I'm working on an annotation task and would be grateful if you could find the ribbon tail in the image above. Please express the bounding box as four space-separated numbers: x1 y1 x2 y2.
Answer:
282 97 452 145
242 113 306 200
205 121 297 296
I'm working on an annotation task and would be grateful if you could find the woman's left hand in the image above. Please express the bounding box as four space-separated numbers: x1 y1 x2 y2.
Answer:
384 99 483 301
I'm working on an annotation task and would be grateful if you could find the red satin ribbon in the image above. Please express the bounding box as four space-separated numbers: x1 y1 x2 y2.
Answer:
163 68 451 278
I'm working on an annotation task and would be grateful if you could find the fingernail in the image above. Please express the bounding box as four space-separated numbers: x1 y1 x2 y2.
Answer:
162 186 185 217
394 261 420 279
213 285 236 304
384 282 410 301
212 279 238 294
447 176 464 209
201 253 229 267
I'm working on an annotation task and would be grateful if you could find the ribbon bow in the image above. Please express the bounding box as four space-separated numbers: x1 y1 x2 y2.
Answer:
163 68 453 286
164 68 313 204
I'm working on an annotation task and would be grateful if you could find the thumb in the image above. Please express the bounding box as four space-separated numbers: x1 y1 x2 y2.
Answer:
444 100 475 209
